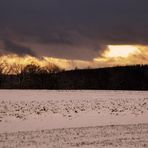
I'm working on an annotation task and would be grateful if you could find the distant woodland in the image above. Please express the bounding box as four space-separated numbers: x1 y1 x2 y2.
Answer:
0 64 148 90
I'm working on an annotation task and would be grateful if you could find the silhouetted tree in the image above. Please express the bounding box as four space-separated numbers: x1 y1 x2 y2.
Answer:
21 64 41 88
0 63 148 90
22 64 40 75
9 63 25 88
38 63 61 88
46 63 61 74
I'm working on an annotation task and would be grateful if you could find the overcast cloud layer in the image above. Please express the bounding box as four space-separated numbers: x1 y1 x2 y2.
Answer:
0 0 148 60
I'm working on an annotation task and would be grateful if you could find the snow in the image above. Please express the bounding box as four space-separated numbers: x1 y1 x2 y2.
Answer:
0 90 148 148
0 90 148 101
0 90 148 133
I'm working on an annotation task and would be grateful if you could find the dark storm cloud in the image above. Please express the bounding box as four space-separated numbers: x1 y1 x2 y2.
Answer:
0 0 148 59
3 40 36 56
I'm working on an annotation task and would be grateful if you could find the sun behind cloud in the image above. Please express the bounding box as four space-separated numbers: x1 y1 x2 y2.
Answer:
105 45 140 58
94 45 148 67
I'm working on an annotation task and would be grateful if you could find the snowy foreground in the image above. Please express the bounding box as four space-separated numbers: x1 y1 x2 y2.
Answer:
0 90 148 148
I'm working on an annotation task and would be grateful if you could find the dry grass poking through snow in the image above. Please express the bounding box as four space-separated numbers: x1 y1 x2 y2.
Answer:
0 98 148 122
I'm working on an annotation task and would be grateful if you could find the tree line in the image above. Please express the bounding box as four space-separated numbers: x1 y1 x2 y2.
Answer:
0 63 148 90
0 62 62 89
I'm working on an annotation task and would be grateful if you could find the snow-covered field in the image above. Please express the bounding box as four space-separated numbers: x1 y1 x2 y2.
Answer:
0 90 148 148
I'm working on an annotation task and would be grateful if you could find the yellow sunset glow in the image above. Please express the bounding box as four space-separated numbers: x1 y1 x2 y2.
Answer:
0 54 94 74
0 44 148 74
94 44 148 67
105 45 140 58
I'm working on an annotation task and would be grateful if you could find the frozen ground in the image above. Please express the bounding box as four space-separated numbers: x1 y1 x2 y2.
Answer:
0 90 148 148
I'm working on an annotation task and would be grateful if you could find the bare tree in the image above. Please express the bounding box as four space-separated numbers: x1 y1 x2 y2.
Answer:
0 60 10 74
9 63 24 75
45 63 61 74
22 64 41 75
12 63 25 88
0 63 3 74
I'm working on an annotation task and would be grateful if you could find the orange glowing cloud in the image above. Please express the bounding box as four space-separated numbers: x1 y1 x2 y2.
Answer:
0 44 148 74
94 45 148 67
0 54 97 74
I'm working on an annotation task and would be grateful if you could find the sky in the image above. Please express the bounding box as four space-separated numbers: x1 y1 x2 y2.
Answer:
0 0 148 69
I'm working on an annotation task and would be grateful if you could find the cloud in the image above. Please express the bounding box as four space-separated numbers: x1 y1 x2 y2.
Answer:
94 45 148 67
0 0 148 61
3 40 36 56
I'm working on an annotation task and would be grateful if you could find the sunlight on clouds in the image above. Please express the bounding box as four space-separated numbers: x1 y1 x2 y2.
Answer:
0 54 96 74
94 45 148 67
0 55 47 67
105 45 140 58
0 44 148 74
44 57 94 70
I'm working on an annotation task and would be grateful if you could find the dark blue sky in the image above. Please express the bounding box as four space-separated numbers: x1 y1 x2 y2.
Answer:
0 0 148 60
